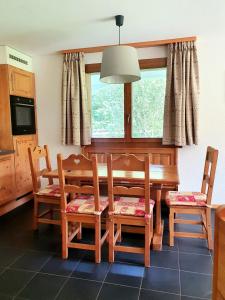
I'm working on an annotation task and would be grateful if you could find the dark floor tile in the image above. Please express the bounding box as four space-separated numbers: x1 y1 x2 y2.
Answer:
0 269 34 297
40 254 79 276
140 289 180 300
11 250 51 271
72 258 110 281
177 214 201 221
151 250 179 269
98 283 139 300
18 273 66 300
0 247 23 267
175 223 203 234
56 277 101 300
0 293 13 299
142 266 180 294
179 253 212 274
178 238 210 255
105 262 144 287
120 233 144 248
162 235 179 252
181 297 207 300
115 252 144 265
180 271 212 299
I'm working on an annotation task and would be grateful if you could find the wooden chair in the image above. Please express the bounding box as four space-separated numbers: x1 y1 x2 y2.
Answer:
166 146 218 250
28 145 61 229
57 153 109 263
213 205 225 300
107 154 154 267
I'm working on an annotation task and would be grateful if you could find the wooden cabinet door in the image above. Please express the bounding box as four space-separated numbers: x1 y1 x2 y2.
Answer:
9 66 35 98
0 155 15 205
13 135 37 198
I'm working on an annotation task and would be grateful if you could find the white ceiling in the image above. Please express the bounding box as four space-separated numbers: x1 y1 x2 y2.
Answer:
0 0 224 55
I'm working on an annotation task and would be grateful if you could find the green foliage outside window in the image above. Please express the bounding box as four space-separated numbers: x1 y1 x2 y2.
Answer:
91 68 166 139
132 69 166 138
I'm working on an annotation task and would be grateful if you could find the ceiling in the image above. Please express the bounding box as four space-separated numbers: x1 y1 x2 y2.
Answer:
0 0 224 55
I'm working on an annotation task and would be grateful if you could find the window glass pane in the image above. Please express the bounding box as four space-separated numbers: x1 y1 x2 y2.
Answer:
132 68 166 138
91 73 124 138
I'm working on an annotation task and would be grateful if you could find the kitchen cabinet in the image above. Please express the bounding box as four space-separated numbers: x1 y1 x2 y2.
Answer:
13 135 37 198
8 65 35 98
0 154 15 206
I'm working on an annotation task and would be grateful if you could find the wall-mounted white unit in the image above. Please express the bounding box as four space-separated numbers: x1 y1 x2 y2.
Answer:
0 46 32 72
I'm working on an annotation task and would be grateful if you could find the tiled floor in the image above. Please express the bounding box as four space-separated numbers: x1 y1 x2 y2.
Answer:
0 202 214 300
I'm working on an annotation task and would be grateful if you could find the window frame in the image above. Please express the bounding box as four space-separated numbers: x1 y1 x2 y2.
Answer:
86 57 167 145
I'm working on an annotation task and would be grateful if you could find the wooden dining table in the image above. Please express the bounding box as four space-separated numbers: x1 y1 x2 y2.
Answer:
43 163 179 250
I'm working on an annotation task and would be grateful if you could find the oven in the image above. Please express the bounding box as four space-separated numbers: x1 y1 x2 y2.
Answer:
10 95 36 135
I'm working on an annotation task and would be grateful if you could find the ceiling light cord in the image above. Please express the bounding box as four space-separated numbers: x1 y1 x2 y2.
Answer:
119 26 121 45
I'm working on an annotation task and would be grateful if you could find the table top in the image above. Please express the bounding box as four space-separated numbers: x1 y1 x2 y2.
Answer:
43 164 179 186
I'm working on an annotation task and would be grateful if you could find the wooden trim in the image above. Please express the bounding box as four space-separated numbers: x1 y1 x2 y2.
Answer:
85 58 167 73
0 193 33 216
86 57 168 145
61 36 197 54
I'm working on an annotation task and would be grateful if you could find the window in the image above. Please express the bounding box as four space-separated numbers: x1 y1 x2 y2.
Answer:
91 73 124 138
132 69 166 138
87 58 167 142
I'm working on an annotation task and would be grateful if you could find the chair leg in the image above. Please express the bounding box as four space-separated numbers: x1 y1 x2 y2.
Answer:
95 216 101 263
77 222 82 240
169 208 175 246
206 207 213 250
144 220 151 267
62 214 68 259
117 222 122 242
33 197 38 230
109 217 114 263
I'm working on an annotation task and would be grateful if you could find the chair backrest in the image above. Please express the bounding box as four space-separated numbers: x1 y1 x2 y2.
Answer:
107 153 151 214
201 146 218 204
213 205 225 300
28 145 53 193
57 154 100 212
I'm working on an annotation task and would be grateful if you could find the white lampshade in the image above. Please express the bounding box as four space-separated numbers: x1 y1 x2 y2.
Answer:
100 45 141 84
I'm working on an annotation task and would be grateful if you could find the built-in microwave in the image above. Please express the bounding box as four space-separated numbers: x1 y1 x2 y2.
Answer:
10 95 36 135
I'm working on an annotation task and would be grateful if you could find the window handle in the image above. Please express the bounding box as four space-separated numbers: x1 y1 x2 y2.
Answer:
127 114 130 124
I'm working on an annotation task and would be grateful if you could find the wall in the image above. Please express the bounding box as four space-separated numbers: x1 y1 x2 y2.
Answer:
33 40 225 205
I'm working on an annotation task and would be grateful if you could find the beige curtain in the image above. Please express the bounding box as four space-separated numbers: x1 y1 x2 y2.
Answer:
163 41 199 146
62 52 91 145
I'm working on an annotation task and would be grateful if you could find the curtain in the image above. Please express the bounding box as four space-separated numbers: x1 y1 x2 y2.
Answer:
62 52 91 145
163 41 199 146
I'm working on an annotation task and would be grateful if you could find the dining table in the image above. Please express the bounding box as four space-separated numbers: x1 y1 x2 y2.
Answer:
43 163 179 250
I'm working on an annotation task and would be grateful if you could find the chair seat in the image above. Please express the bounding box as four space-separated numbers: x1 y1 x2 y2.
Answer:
36 184 61 197
66 195 108 214
114 197 155 217
166 191 207 207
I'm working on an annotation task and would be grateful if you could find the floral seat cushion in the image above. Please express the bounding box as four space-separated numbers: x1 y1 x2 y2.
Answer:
166 191 207 207
114 197 155 217
36 184 61 197
66 195 108 214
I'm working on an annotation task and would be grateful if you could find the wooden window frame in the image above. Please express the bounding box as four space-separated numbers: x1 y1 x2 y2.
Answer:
86 57 167 147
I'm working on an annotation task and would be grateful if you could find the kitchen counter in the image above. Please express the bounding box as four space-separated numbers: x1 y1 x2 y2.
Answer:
0 150 15 156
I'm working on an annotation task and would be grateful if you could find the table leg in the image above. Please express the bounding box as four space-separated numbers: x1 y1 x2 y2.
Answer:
153 188 164 250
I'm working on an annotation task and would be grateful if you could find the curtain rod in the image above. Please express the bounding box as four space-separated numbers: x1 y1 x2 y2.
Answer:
60 36 197 54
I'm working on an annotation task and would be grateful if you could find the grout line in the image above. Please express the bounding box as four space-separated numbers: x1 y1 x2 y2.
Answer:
137 270 144 300
177 237 182 298
95 262 112 300
178 250 211 257
103 281 140 290
12 255 52 299
53 251 86 300
181 294 210 299
141 287 180 296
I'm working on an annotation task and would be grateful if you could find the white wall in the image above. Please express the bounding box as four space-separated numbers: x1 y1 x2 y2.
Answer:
33 40 225 205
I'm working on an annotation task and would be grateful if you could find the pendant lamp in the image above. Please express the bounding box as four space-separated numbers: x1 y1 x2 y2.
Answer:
100 15 141 84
